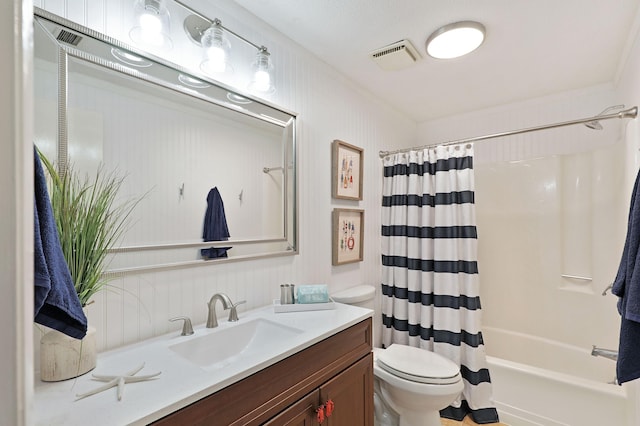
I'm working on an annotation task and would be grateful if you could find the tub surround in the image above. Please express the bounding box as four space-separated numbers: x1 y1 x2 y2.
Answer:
34 303 372 425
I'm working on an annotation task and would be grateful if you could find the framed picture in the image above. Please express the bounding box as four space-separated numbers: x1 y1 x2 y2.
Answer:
332 140 363 200
332 208 364 265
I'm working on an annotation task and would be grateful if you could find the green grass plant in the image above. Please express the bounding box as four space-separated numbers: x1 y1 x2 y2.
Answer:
38 149 142 307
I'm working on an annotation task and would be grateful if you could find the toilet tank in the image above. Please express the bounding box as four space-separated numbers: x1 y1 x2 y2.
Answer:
331 285 375 309
332 285 379 347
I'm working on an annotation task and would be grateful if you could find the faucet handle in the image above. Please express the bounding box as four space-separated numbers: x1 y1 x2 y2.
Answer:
228 300 246 322
169 316 194 336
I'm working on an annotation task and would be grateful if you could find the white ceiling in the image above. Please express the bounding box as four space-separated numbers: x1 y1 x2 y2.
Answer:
229 0 640 123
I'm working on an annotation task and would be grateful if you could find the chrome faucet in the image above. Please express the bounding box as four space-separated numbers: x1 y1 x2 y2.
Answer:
206 293 247 328
591 345 618 361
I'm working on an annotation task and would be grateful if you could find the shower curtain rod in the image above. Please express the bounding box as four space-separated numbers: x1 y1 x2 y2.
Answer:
378 105 638 158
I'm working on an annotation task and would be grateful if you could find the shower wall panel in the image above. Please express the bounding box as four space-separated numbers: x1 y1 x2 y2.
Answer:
475 144 625 351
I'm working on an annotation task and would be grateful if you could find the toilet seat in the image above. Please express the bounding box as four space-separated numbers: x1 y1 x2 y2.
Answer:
376 344 461 385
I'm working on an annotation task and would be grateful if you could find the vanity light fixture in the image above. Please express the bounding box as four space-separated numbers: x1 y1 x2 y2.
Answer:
181 7 276 95
129 0 173 49
425 21 485 59
248 47 275 94
200 19 233 75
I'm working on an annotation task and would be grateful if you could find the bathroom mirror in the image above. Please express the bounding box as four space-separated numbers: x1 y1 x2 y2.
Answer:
33 8 298 275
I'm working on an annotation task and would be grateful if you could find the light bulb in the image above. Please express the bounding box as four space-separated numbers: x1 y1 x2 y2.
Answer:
253 70 271 92
129 0 172 49
139 12 162 33
206 46 226 72
138 12 163 45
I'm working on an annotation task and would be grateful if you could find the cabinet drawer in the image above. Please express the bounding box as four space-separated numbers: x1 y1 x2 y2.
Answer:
263 390 318 426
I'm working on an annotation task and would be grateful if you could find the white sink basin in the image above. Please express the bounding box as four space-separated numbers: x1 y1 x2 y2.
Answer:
169 319 303 369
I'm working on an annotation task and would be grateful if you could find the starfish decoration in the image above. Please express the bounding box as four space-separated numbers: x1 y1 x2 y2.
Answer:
75 363 161 402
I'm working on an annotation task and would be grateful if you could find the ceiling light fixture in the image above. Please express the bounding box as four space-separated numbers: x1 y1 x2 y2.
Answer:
182 9 275 95
425 21 485 59
129 0 173 50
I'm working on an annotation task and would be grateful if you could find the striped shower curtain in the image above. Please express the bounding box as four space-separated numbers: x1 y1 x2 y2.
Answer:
380 144 499 424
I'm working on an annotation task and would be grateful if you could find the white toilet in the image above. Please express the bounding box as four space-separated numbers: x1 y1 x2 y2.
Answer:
332 285 464 426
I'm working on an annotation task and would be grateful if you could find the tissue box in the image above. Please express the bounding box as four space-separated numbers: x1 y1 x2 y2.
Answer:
296 284 330 304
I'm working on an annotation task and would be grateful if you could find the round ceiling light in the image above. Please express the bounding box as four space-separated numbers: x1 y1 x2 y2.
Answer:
425 21 485 59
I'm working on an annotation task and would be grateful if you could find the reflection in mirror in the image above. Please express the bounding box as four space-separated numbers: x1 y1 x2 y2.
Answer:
33 8 298 275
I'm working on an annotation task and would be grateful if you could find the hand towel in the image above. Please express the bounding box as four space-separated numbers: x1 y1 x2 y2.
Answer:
201 187 232 259
33 147 87 339
296 285 330 304
613 168 640 383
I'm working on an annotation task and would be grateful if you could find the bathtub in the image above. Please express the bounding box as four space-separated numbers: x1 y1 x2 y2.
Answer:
483 327 633 426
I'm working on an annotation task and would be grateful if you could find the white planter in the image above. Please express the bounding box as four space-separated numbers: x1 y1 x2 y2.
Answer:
40 325 97 382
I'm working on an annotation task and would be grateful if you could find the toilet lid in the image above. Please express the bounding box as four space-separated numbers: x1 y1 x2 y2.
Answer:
377 344 461 385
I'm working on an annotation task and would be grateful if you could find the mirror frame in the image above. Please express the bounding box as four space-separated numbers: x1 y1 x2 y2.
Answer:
34 7 298 276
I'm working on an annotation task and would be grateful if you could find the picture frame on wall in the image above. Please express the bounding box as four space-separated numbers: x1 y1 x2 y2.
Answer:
332 140 363 200
332 208 364 265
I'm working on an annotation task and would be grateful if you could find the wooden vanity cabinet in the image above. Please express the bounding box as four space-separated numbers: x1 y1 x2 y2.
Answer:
153 318 373 426
265 354 373 426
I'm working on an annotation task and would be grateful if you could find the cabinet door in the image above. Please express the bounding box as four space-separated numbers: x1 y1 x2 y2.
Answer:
263 390 319 426
320 353 373 426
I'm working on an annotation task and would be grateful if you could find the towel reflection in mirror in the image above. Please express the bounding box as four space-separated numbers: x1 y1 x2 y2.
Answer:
200 187 232 259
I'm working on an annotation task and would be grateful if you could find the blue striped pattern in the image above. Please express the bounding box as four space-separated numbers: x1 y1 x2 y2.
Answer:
381 284 482 310
380 145 499 424
381 191 475 207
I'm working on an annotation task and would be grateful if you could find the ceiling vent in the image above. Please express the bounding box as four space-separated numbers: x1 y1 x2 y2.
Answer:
56 29 82 46
370 39 420 71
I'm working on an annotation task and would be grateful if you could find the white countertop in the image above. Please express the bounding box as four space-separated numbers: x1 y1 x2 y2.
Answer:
34 303 372 425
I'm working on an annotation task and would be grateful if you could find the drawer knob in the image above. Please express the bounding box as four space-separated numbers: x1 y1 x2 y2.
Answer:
316 405 325 423
325 399 335 417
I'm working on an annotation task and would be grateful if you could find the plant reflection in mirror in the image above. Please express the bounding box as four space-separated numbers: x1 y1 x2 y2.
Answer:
37 148 145 306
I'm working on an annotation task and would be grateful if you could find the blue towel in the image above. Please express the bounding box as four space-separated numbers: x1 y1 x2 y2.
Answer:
200 187 231 259
613 168 640 383
33 147 87 339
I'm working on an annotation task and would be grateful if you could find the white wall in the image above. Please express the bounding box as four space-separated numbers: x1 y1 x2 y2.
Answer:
417 83 623 164
32 0 416 355
1 1 33 425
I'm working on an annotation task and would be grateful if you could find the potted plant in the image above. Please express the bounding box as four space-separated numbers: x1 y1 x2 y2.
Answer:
37 149 142 381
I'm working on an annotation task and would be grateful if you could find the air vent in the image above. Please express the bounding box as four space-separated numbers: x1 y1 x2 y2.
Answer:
370 39 420 71
56 29 82 46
